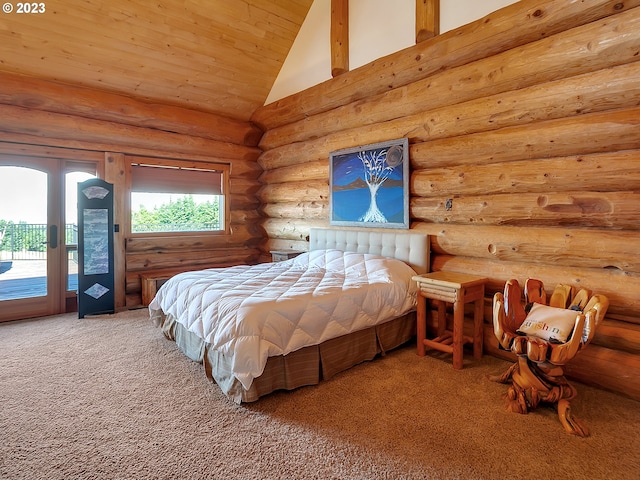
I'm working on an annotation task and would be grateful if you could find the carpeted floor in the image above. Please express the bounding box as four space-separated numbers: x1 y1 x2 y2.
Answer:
1 309 639 479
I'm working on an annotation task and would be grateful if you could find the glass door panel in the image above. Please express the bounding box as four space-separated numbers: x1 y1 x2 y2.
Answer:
65 170 95 293
0 158 97 322
0 166 49 300
0 159 60 321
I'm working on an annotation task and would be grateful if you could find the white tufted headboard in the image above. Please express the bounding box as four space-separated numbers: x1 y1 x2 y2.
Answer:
309 228 429 274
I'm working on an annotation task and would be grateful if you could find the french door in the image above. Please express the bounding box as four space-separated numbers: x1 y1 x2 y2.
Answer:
0 157 96 322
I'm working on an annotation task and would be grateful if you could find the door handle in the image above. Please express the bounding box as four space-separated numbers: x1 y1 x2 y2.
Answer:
43 225 58 249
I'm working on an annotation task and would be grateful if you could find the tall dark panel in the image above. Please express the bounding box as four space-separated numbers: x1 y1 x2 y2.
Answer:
77 178 114 318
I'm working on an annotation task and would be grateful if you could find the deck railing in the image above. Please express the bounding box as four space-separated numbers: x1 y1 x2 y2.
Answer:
0 223 77 260
132 222 220 233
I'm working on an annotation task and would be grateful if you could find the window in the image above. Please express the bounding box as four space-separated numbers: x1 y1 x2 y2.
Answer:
129 158 229 235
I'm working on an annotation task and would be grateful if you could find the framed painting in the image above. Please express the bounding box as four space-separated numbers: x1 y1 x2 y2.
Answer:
329 138 409 229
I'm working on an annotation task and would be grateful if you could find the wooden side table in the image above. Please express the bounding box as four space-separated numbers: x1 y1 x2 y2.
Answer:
413 271 488 369
270 250 304 262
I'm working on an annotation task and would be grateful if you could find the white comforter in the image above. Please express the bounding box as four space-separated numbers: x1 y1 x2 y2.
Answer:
149 249 418 390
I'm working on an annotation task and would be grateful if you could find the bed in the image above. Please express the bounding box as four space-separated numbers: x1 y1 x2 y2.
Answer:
149 228 429 403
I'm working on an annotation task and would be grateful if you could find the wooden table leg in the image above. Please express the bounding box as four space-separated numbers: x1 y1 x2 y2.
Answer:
452 291 464 370
417 293 426 356
437 300 446 337
473 297 484 359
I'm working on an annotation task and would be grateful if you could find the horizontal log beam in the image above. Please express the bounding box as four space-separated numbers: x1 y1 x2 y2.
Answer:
260 159 328 184
228 193 261 211
411 191 640 229
226 158 263 180
261 201 328 220
229 178 262 196
125 224 261 254
260 18 640 150
411 223 640 272
258 180 329 204
595 320 640 355
0 71 263 146
0 131 257 167
229 209 263 226
563 344 640 402
0 104 261 161
263 218 328 242
259 100 640 173
0 141 104 162
126 245 260 272
406 61 640 145
252 0 640 130
264 238 310 254
411 107 640 170
412 151 640 197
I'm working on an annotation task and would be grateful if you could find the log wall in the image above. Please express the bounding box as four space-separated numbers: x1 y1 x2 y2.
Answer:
0 72 264 309
252 0 640 400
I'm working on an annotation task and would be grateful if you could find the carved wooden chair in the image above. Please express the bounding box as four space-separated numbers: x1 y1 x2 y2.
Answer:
491 278 609 437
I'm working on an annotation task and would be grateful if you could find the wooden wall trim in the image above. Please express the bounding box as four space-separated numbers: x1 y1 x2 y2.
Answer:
104 153 127 310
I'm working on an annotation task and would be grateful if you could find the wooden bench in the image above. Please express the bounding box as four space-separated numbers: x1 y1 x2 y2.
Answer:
140 267 207 306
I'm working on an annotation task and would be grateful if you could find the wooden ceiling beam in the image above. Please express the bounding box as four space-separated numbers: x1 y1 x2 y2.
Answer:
416 0 440 43
331 0 349 77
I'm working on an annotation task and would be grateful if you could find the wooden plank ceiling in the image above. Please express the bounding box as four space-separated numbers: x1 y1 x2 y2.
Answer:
0 0 313 121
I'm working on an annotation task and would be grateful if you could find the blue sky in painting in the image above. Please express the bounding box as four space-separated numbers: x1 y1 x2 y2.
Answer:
332 151 403 187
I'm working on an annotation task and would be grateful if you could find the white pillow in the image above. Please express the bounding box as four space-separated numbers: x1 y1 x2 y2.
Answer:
517 303 580 343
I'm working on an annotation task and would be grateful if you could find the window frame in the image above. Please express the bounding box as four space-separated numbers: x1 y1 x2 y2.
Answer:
127 156 231 238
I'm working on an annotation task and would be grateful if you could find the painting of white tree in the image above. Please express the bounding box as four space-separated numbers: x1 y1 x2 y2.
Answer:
330 138 409 229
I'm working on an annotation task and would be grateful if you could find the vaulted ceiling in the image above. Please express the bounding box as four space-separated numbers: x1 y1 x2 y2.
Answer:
0 0 313 121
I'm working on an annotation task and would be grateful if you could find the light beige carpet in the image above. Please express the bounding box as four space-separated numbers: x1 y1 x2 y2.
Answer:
1 309 639 480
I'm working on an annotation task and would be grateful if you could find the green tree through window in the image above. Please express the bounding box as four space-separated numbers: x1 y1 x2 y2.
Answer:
132 195 220 233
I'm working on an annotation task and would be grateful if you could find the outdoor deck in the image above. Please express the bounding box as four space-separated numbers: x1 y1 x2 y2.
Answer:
0 260 78 301
0 222 79 301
